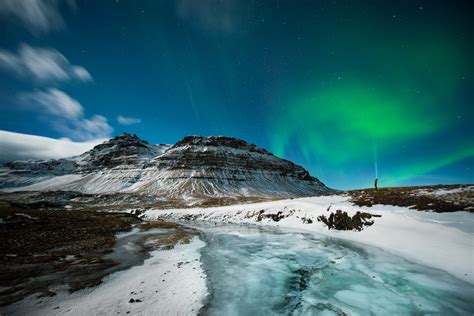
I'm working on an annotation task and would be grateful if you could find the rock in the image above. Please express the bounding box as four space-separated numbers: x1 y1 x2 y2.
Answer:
301 217 313 224
317 210 381 231
256 210 288 222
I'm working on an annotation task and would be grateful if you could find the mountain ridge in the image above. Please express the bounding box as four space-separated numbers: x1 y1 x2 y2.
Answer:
0 133 331 201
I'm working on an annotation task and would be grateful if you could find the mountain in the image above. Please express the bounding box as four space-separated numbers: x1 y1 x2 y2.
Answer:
0 133 331 201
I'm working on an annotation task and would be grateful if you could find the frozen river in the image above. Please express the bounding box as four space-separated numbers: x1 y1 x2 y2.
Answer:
194 223 474 315
4 222 473 315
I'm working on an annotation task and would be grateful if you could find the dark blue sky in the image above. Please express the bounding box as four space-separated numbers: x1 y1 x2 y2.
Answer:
0 0 472 189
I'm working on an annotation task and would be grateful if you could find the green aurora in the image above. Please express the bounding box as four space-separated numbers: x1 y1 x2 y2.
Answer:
269 5 473 188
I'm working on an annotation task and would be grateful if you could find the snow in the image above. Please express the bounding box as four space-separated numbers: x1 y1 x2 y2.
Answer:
144 195 474 285
416 185 474 197
3 174 84 192
4 237 208 316
14 213 38 220
2 162 326 197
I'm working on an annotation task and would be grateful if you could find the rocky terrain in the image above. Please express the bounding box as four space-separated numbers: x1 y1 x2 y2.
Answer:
0 207 138 306
349 184 473 213
0 203 197 306
0 133 331 204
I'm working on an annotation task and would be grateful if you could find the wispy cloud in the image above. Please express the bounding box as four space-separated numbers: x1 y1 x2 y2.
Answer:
56 114 113 141
0 0 76 34
20 88 83 119
20 89 112 141
0 130 105 162
117 115 141 126
0 44 92 84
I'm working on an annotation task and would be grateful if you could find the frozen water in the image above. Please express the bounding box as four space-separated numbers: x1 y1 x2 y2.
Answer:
3 221 472 315
193 223 474 315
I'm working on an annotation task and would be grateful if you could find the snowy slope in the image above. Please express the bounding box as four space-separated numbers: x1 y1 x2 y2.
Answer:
0 134 331 199
0 133 170 191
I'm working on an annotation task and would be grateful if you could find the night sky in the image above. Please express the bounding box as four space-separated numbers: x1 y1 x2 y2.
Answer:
0 0 472 189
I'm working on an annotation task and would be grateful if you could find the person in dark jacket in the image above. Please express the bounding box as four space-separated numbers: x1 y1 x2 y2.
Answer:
374 178 378 190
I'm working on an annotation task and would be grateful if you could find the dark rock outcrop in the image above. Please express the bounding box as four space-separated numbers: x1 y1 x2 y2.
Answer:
317 210 381 231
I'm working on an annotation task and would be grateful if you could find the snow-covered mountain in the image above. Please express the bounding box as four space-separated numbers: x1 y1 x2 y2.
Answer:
0 133 331 199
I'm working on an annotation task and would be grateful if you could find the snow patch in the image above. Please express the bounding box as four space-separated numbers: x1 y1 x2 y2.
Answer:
4 237 208 315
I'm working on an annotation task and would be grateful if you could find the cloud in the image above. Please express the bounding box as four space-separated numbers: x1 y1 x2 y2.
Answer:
0 44 92 84
176 0 244 33
55 115 113 141
0 130 106 163
19 89 113 141
0 0 76 34
20 88 83 119
117 115 141 125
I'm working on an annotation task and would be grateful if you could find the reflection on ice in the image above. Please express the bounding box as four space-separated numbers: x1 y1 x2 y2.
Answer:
191 223 474 315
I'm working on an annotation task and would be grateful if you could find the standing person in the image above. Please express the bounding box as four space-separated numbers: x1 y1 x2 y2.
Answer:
374 178 378 190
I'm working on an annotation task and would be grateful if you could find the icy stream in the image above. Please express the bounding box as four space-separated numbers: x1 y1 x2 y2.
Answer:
192 223 474 315
4 221 472 315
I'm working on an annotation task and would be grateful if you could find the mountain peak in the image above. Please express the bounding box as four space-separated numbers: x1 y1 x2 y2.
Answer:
88 133 149 152
112 132 147 143
79 133 165 170
174 135 271 155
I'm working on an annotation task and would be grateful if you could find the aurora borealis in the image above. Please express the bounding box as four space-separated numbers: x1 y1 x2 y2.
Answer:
0 0 472 189
266 0 473 188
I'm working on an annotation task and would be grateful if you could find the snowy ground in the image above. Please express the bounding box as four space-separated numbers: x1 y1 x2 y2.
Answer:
415 185 474 209
416 185 474 197
2 237 208 316
144 194 474 285
3 194 472 315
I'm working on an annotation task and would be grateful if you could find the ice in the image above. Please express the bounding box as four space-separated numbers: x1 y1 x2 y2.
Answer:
193 223 474 315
